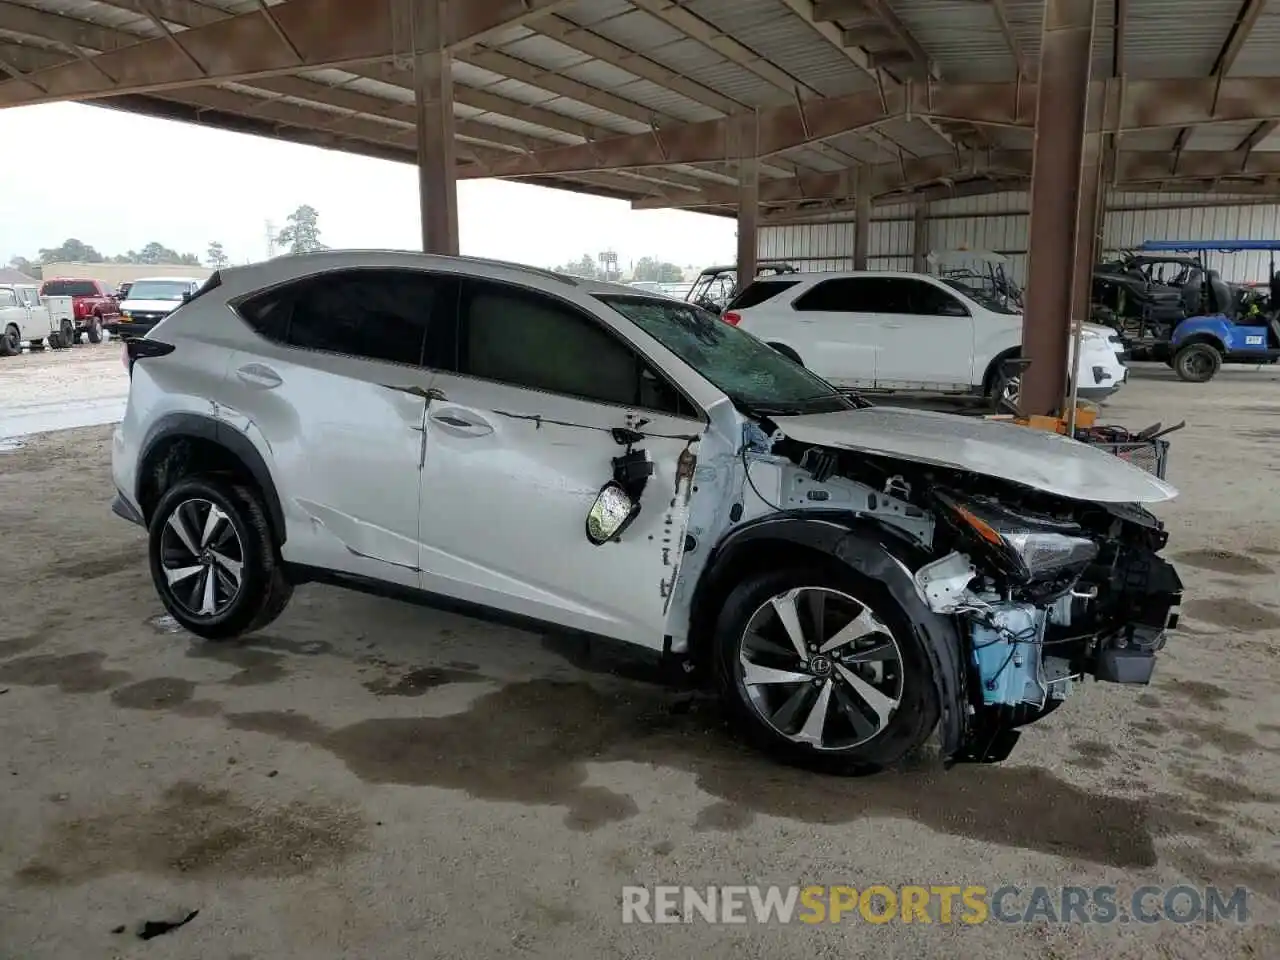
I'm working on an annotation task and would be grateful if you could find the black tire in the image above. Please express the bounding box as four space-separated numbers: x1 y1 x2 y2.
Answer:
768 342 804 366
63 320 78 347
48 333 63 350
712 563 939 774
148 476 293 640
1173 342 1222 383
87 315 102 344
0 325 18 357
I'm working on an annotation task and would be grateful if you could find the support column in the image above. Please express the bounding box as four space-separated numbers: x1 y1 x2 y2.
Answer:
912 203 928 272
1020 0 1097 416
735 114 759 289
412 0 458 255
853 171 870 270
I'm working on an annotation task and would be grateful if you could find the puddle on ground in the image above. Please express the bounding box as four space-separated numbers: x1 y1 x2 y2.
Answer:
45 540 147 581
363 666 486 697
184 634 334 686
0 652 130 694
228 679 1160 867
1176 549 1274 576
146 614 184 635
0 437 22 453
14 781 363 886
541 635 668 685
1158 678 1232 711
108 677 220 716
1183 598 1280 632
1250 544 1280 557
1067 741 1117 771
1136 693 1161 708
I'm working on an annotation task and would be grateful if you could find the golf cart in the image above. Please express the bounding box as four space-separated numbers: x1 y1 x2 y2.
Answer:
686 261 798 314
926 249 1024 311
1092 240 1280 382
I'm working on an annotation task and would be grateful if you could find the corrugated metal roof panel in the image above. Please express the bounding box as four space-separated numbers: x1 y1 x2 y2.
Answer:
535 99 651 133
451 60 515 90
1118 130 1181 151
891 0 1020 82
559 0 634 27
1228 7 1280 77
343 76 415 105
20 0 154 34
686 0 875 96
642 45 785 107
1121 0 1242 78
567 9 688 53
497 35 592 72
1186 122 1262 151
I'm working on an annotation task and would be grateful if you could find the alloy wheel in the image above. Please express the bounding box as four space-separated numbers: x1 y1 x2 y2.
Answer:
737 586 904 751
999 373 1020 411
158 498 244 618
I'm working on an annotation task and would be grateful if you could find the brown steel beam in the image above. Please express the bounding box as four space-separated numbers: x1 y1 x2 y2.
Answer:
736 114 759 295
1237 119 1279 156
1021 0 1096 418
990 0 1028 78
853 173 870 270
453 77 1280 178
912 204 928 271
860 0 935 77
0 0 572 106
0 1 134 52
412 0 457 256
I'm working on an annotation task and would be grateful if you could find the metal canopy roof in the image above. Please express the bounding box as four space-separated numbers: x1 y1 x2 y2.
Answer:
0 0 1277 221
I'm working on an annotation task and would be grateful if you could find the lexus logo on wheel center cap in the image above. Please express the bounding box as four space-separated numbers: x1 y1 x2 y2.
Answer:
809 654 833 677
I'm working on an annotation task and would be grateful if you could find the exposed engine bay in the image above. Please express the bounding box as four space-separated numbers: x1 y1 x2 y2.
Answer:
708 412 1183 763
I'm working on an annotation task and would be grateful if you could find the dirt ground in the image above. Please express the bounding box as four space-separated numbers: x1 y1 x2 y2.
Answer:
1 350 1279 958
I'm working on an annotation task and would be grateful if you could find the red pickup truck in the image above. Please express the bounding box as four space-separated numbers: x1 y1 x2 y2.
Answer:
38 277 119 343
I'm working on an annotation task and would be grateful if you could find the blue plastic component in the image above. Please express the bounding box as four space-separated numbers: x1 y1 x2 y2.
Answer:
1139 240 1280 253
1170 314 1271 355
970 605 1047 707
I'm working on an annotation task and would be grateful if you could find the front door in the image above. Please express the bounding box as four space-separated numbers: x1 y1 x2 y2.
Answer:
786 277 882 388
869 278 976 389
417 277 702 647
222 268 448 586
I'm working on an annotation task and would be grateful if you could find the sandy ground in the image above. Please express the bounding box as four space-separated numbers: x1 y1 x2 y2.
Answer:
1 350 1279 958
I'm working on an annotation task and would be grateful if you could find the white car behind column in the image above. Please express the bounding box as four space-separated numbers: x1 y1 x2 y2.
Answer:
723 271 1128 405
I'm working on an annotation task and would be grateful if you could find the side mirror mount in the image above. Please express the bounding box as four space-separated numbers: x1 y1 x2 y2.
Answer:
586 481 640 545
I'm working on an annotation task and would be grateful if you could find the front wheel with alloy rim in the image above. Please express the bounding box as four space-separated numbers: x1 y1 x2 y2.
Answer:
148 477 293 640
713 566 939 773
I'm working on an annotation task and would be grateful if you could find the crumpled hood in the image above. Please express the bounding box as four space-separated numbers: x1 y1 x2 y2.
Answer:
772 406 1177 504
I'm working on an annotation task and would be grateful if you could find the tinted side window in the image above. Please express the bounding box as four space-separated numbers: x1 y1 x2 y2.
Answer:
458 280 678 411
726 280 801 310
793 278 854 312
907 280 970 317
237 269 442 366
794 278 907 313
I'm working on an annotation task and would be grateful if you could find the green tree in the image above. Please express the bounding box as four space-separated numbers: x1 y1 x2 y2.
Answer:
632 257 683 284
37 238 104 263
276 204 324 254
553 254 598 279
207 241 229 268
7 255 39 279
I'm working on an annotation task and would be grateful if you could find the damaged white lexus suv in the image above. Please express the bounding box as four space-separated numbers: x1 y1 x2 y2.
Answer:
112 252 1182 771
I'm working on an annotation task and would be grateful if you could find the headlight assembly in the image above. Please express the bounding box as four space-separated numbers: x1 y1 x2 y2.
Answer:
936 491 1099 583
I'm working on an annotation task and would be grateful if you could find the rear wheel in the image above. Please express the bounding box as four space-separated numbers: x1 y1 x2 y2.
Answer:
148 477 293 640
87 314 102 344
713 564 939 774
60 320 76 349
1173 342 1222 383
990 366 1020 413
0 325 18 357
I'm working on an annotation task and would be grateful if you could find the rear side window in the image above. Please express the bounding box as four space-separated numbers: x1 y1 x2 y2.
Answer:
0 289 17 307
237 269 445 367
726 280 801 310
907 280 970 317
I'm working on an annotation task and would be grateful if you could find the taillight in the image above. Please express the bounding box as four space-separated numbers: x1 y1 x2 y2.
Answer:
722 310 742 326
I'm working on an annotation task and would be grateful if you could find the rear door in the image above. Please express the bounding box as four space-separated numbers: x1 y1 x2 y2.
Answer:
226 268 447 586
416 277 704 646
870 278 976 389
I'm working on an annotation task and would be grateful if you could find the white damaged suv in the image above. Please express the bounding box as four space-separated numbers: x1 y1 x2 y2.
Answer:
111 252 1182 771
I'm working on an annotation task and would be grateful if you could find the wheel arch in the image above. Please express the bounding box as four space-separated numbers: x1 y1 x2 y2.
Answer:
981 346 1021 396
137 413 286 544
1173 332 1225 353
688 511 967 758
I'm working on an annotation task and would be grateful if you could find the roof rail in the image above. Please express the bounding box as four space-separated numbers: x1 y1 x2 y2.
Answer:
452 256 579 285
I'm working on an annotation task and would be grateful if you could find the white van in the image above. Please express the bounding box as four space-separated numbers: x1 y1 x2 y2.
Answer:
114 276 204 336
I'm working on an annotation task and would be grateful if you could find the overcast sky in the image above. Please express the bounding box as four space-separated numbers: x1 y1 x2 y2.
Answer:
0 101 736 271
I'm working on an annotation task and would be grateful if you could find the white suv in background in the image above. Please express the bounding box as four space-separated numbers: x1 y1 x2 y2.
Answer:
110 251 1180 774
723 271 1128 405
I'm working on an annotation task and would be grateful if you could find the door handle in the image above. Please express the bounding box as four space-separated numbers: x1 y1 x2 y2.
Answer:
429 410 494 436
235 363 282 388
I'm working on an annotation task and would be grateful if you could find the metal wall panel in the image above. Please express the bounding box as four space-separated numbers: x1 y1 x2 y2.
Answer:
760 193 1280 284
